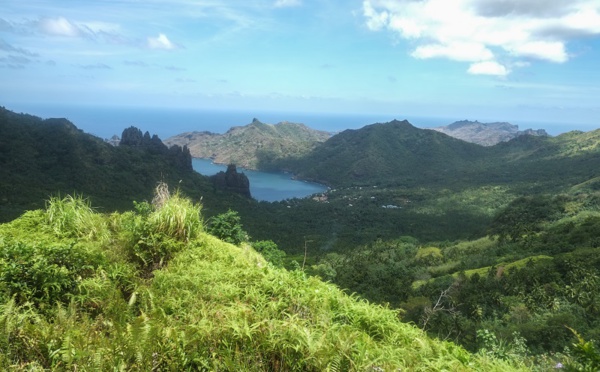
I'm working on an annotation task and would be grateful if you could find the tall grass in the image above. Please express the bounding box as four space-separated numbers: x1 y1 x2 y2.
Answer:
45 194 109 243
113 183 203 273
148 191 203 243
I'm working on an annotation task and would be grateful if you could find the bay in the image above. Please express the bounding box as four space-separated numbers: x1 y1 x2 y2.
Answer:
192 158 327 202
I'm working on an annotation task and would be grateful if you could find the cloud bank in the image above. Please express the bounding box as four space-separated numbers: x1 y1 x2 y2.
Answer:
362 0 600 76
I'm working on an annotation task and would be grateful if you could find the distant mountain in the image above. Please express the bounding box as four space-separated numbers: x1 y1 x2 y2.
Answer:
432 120 549 146
164 118 331 170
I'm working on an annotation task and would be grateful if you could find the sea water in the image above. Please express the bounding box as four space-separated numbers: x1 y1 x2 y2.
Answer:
5 103 464 139
4 102 588 139
192 158 327 202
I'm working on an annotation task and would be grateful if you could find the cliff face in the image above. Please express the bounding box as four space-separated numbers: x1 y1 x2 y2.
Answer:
120 126 193 172
433 120 549 146
210 164 251 198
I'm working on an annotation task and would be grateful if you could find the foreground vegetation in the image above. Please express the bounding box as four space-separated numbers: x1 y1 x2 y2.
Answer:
0 190 529 371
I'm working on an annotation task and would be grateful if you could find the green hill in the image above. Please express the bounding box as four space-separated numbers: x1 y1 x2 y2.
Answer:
282 119 492 187
2 107 599 368
0 107 249 222
164 118 331 170
275 119 600 191
0 191 524 370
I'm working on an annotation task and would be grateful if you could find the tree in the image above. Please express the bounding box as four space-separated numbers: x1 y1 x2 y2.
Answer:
207 210 248 245
252 240 286 268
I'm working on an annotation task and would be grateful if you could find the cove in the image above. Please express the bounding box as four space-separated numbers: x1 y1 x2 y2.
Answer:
192 158 327 202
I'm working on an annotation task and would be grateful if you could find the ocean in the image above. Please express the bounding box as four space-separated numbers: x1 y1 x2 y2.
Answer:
5 103 469 140
4 102 588 139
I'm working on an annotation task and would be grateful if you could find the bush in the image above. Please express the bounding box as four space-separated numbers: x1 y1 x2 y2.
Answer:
416 246 444 266
252 240 286 268
0 240 105 307
207 210 248 245
45 194 110 242
118 186 203 273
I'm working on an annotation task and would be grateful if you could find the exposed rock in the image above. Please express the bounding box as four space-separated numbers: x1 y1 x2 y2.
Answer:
105 135 120 146
120 126 193 172
433 120 549 146
210 164 251 198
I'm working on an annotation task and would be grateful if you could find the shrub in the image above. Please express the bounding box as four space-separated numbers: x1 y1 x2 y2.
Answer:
252 240 286 268
416 246 444 266
207 210 248 245
0 240 105 307
118 185 203 272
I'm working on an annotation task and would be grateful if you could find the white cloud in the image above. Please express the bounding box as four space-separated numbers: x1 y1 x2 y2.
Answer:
147 33 177 50
274 0 302 8
39 17 80 37
507 41 567 63
411 42 494 62
362 0 600 75
468 61 509 76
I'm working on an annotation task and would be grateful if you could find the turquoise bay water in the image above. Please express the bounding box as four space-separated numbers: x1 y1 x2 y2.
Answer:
192 158 327 202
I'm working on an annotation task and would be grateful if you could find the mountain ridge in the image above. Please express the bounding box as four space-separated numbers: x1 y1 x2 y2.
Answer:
164 118 331 169
433 120 549 146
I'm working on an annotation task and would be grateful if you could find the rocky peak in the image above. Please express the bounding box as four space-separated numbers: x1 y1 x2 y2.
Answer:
119 126 192 171
210 164 251 198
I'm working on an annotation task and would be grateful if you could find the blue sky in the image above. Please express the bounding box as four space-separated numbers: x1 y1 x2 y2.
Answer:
1 0 599 132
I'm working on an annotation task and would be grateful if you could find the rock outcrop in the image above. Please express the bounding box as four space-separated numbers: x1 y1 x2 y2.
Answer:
210 164 251 198
120 126 193 172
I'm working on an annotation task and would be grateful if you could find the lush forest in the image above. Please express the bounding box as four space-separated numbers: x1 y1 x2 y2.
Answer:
2 106 600 369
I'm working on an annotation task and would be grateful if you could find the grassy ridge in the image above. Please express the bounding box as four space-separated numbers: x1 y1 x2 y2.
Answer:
0 193 523 371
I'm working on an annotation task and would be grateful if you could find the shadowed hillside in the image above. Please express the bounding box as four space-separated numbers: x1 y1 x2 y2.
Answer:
0 107 248 222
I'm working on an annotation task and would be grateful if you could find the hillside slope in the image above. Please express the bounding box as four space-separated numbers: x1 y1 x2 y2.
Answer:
275 119 490 187
0 107 247 222
164 118 331 170
432 120 548 146
0 193 524 371
277 119 599 191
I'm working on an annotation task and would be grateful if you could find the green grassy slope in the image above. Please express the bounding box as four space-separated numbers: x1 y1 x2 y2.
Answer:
0 194 524 371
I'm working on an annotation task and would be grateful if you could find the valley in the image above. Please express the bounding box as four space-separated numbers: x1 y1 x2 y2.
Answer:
1 106 599 369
